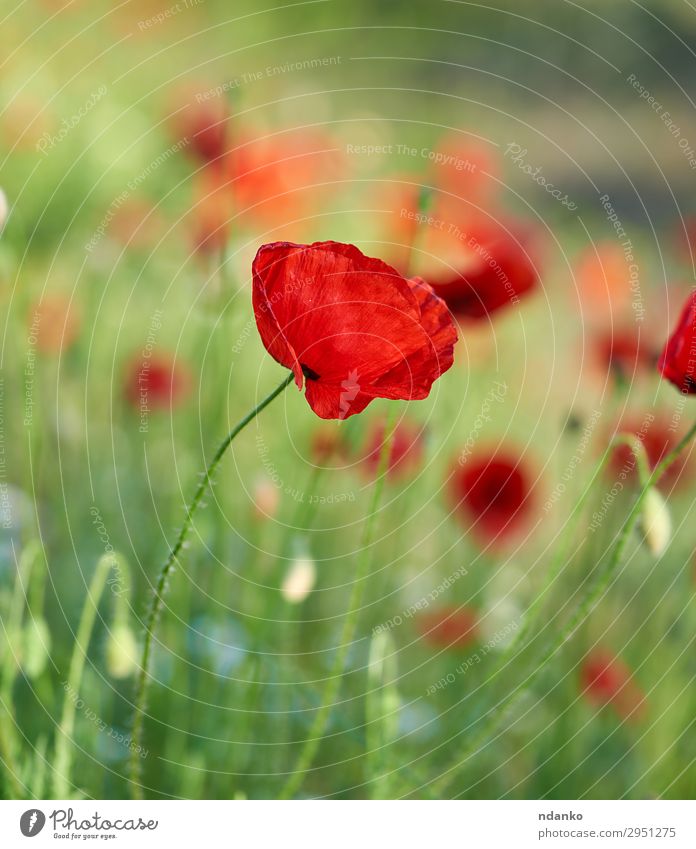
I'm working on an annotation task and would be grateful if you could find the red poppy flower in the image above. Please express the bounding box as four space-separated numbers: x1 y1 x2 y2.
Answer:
609 417 690 490
252 241 457 419
451 451 534 543
426 225 538 320
124 353 191 410
310 426 351 466
580 649 644 721
361 417 424 480
658 290 696 394
418 606 478 649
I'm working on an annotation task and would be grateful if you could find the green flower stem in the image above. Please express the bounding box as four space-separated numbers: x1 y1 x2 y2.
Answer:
53 553 114 798
428 418 696 797
0 542 42 798
278 408 398 799
129 371 294 798
492 432 651 671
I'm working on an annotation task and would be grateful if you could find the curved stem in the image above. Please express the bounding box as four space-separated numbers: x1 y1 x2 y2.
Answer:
278 409 398 799
129 371 293 798
428 417 696 797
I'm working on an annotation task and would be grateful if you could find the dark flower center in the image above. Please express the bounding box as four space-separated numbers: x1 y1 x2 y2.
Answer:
301 363 321 381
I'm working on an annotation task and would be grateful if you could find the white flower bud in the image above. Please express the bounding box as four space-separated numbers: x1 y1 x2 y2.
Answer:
640 488 671 557
106 624 139 678
478 598 521 650
281 555 317 604
0 188 7 232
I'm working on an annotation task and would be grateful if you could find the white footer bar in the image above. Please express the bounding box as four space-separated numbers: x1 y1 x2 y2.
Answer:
1 800 695 848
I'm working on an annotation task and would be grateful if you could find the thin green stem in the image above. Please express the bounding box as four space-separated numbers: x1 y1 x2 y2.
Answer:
0 542 42 798
428 418 696 797
53 553 114 798
493 432 650 672
278 408 398 799
129 371 294 799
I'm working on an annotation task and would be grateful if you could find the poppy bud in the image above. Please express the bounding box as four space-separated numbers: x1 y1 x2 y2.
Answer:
252 476 280 519
640 488 671 557
0 187 7 232
281 553 317 604
21 617 51 679
106 623 139 679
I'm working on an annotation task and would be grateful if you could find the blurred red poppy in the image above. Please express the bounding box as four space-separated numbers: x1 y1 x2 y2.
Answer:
124 353 191 410
361 417 424 480
418 606 478 649
658 290 696 394
230 129 344 232
451 451 534 543
575 242 632 320
252 241 457 419
110 198 166 252
430 135 500 208
594 327 658 383
189 165 233 255
425 223 538 320
609 417 690 490
580 649 644 721
29 296 80 354
170 88 230 167
311 426 350 465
